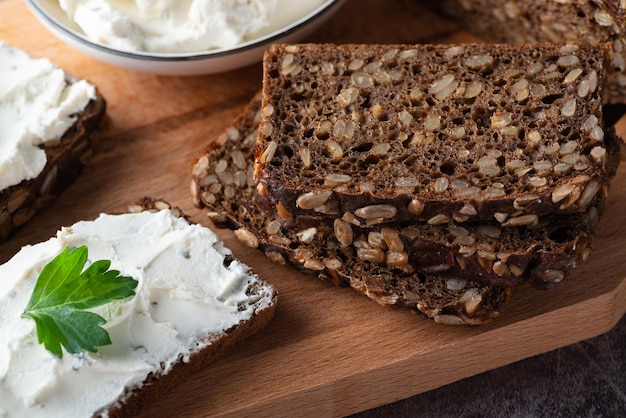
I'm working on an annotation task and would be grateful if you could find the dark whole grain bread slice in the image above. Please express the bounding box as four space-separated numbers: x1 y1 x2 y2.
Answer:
422 0 626 104
0 76 106 241
0 196 277 418
254 43 620 228
192 94 512 325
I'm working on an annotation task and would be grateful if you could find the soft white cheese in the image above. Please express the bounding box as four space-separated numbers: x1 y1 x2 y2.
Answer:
0 42 96 192
58 0 327 53
0 209 271 417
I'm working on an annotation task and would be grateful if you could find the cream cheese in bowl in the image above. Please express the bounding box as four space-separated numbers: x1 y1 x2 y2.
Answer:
26 0 346 75
58 0 281 53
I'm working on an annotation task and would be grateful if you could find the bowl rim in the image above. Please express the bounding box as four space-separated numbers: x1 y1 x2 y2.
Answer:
26 0 344 62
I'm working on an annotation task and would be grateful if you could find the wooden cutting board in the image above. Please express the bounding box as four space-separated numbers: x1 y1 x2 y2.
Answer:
1 1 625 416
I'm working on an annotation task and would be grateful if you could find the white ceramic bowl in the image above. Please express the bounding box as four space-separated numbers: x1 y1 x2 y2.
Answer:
26 0 346 76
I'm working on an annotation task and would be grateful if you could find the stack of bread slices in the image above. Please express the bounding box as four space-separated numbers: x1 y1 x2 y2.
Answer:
192 42 621 325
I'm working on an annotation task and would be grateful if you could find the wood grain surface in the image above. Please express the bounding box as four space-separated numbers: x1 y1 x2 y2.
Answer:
1 1 625 416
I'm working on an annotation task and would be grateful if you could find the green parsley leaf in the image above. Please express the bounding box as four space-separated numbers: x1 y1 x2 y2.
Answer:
22 245 138 358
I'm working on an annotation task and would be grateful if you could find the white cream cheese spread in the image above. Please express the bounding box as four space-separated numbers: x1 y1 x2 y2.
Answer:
0 209 272 417
0 42 95 192
58 0 327 53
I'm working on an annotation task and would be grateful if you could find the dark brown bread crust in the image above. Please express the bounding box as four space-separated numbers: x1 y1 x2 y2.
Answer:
0 81 106 241
192 95 512 325
255 43 618 228
97 198 278 418
423 0 626 104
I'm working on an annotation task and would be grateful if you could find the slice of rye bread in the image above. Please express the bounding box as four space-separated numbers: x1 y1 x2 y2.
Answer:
422 0 626 104
192 94 512 325
0 76 106 241
0 196 277 418
254 43 621 228
194 94 604 292
100 198 278 418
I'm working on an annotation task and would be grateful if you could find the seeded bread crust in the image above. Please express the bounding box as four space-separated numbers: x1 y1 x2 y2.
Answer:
0 78 106 241
254 43 619 228
423 0 626 104
98 197 278 418
192 95 512 325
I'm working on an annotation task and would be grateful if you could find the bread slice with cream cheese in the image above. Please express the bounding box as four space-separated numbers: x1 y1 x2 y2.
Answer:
0 42 106 241
0 198 277 417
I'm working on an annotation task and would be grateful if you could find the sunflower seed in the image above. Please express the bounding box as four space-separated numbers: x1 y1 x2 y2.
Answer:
234 228 258 248
446 278 467 291
427 214 451 225
258 141 278 163
355 204 397 220
492 261 510 277
304 259 325 271
408 199 424 215
382 227 404 252
296 190 333 210
266 220 281 235
334 218 354 247
325 174 352 187
434 315 466 325
265 250 286 265
552 183 576 203
502 214 539 227
458 203 477 216
368 231 387 249
386 251 409 266
465 55 494 70
577 180 600 207
357 248 386 263
460 288 482 315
